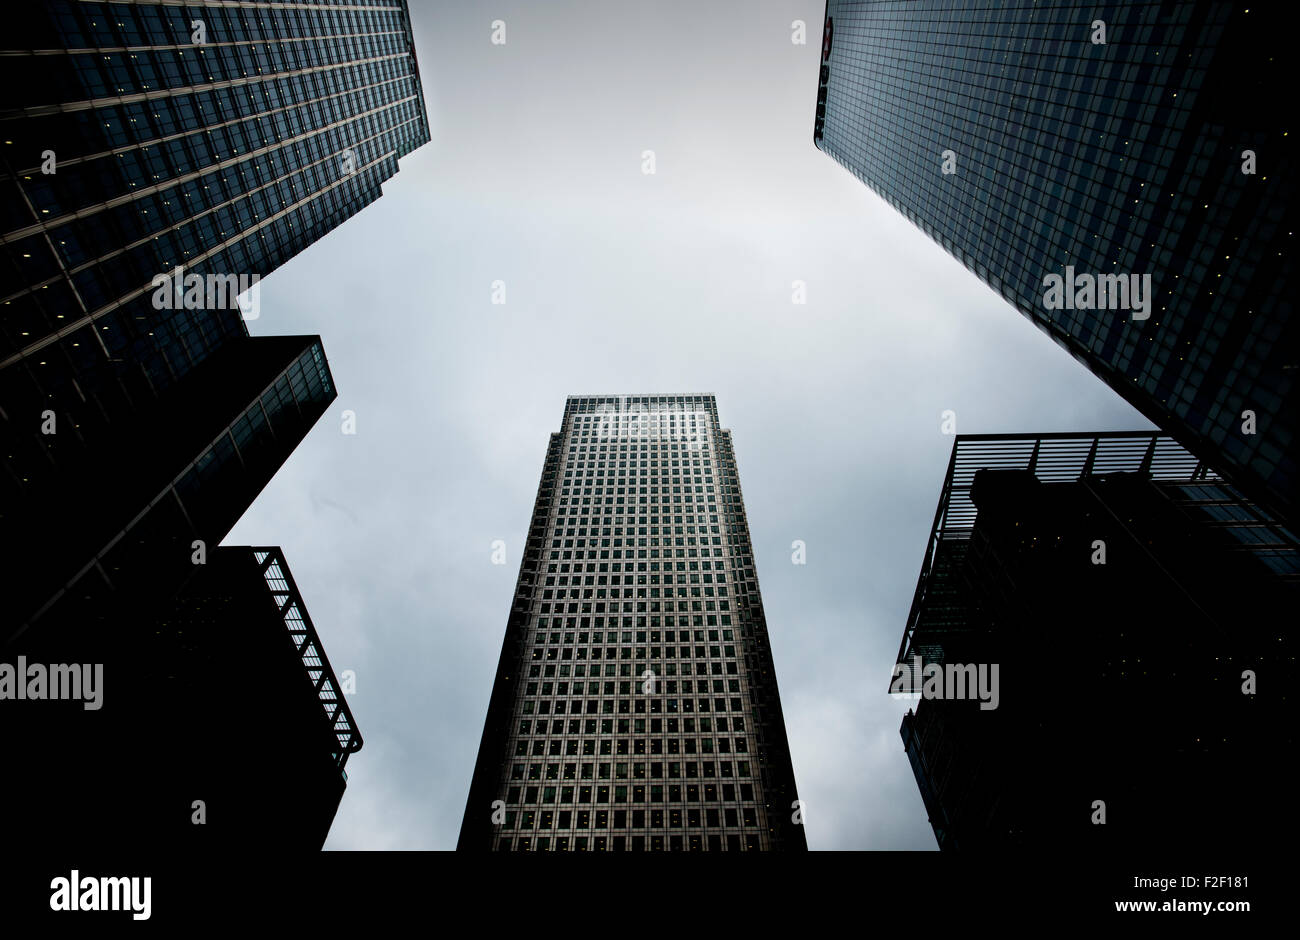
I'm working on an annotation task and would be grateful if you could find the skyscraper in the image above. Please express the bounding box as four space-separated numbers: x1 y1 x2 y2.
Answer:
460 395 806 851
0 0 428 636
0 1 425 850
8 333 336 638
814 2 1296 523
893 431 1296 850
10 545 361 850
3 332 345 848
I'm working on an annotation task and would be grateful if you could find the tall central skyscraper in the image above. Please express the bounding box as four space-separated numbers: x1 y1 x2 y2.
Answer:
814 2 1295 523
460 395 806 851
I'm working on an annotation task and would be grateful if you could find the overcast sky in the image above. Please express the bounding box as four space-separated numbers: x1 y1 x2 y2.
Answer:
228 0 1150 851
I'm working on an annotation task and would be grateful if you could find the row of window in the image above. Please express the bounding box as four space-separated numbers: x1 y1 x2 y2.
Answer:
500 834 760 851
532 628 734 643
527 645 736 662
503 808 762 829
520 715 742 734
59 6 412 51
520 695 744 716
516 739 750 760
533 609 754 629
526 658 745 676
511 764 753 783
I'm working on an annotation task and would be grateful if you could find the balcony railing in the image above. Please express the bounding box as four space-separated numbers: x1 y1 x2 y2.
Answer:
895 432 1223 668
252 547 363 771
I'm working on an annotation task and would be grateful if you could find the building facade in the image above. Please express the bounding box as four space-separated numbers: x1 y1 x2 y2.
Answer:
8 333 337 640
0 1 424 849
1 0 427 637
3 340 344 846
9 545 361 850
894 432 1296 850
815 2 1296 522
460 395 806 851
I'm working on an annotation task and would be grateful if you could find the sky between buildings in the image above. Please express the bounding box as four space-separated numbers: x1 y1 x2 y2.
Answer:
227 0 1150 850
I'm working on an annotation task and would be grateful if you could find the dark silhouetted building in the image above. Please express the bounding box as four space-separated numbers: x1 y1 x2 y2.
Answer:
9 546 361 850
894 432 1296 851
460 395 806 851
0 1 423 849
814 2 1296 522
9 333 336 641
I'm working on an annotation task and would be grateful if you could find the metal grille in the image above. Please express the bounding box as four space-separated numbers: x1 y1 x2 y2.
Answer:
253 547 362 769
897 432 1220 666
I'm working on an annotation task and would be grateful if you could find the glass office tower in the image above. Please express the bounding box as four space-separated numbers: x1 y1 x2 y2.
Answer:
0 0 427 526
0 0 428 636
0 2 424 849
7 334 337 640
814 2 1296 523
894 432 1296 850
460 395 806 851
